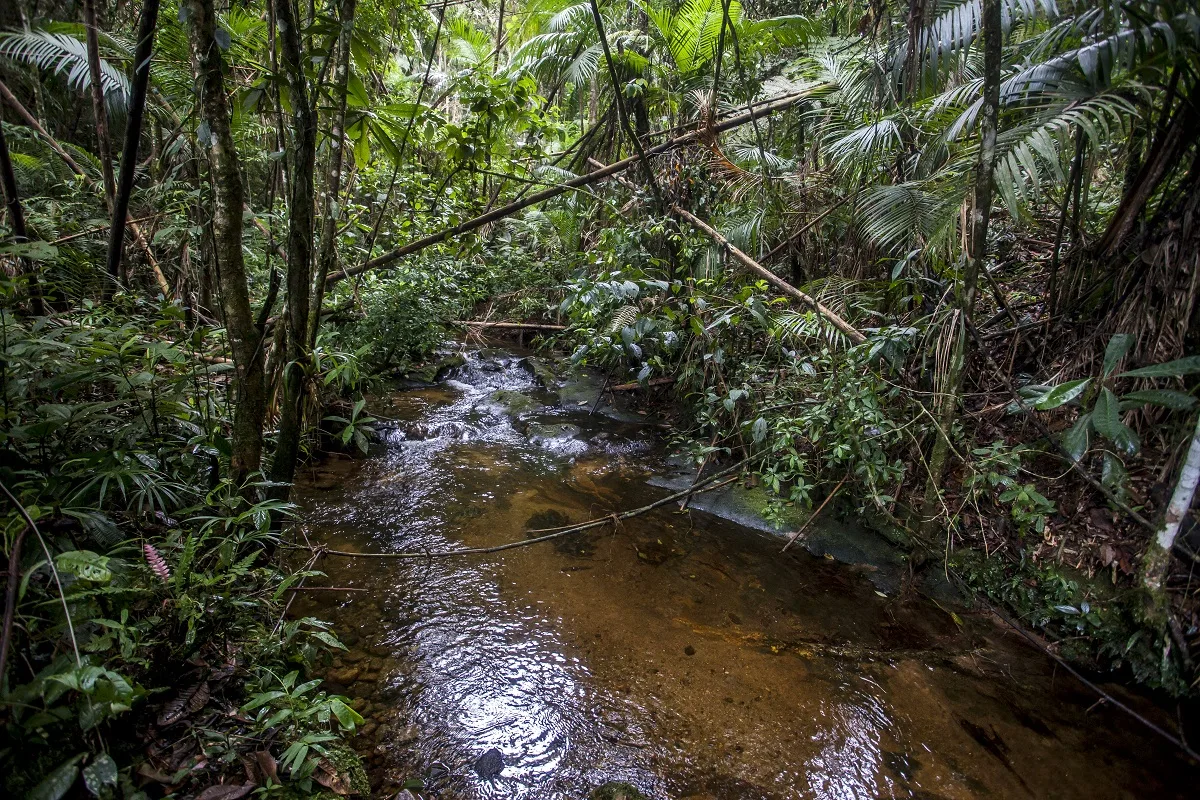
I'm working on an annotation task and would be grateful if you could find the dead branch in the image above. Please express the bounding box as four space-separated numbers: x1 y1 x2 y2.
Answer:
671 205 867 344
326 89 825 285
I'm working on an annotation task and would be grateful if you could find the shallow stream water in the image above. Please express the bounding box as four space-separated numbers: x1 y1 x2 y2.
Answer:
293 345 1194 799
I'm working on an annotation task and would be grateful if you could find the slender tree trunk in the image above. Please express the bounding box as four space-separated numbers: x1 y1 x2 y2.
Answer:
105 0 160 287
0 117 46 315
1142 412 1200 611
83 0 115 209
308 0 356 349
269 0 318 491
184 0 266 487
919 0 1000 532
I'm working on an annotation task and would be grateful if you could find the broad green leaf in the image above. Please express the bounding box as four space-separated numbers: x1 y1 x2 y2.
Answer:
55 550 112 583
1061 412 1091 461
1093 388 1139 454
1120 389 1197 410
29 754 84 800
82 753 118 797
1118 355 1200 378
1103 334 1134 377
1032 378 1090 410
330 698 363 730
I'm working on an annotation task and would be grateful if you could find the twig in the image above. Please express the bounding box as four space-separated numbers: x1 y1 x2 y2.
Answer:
287 586 365 592
985 600 1200 762
318 462 752 560
781 474 848 553
453 321 566 331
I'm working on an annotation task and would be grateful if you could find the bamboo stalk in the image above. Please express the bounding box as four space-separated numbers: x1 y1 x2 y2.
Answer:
670 205 867 344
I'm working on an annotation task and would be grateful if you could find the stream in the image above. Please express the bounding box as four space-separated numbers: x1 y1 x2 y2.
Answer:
293 344 1193 799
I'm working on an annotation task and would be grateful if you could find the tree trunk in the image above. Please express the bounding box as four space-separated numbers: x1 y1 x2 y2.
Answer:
269 0 318 492
184 0 266 487
0 117 46 315
105 0 160 287
82 0 115 210
308 0 356 348
1142 413 1200 610
919 0 1000 532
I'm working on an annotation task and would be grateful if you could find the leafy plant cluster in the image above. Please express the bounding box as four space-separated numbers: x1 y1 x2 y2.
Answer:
0 285 366 799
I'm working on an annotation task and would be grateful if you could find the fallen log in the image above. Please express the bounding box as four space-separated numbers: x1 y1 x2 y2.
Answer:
326 87 826 285
670 205 867 345
454 320 566 331
610 376 674 391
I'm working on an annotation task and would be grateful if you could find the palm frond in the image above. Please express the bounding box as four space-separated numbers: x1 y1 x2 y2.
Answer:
0 28 130 112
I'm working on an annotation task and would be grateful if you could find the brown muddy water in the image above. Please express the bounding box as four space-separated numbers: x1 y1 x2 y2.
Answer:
292 346 1195 799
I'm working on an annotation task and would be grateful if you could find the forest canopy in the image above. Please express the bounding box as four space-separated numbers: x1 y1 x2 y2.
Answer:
1 0 1199 796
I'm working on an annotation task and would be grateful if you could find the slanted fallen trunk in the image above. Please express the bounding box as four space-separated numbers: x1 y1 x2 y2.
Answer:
670 205 866 345
326 88 825 285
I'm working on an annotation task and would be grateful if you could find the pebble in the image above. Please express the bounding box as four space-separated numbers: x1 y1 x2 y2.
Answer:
473 747 504 778
684 645 696 656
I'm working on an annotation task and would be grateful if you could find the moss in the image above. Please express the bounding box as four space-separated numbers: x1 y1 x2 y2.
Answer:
489 389 539 416
590 781 648 800
951 549 1189 696
323 743 371 796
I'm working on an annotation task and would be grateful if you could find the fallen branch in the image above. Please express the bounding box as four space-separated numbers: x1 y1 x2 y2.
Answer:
781 474 848 553
326 88 825 285
670 205 867 345
318 461 751 559
610 376 675 391
454 321 566 331
287 586 366 593
761 194 853 264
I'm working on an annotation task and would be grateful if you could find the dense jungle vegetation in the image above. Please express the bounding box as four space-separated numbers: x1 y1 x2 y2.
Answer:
1 0 1199 795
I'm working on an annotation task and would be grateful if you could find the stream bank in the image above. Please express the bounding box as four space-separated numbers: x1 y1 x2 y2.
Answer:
293 344 1194 798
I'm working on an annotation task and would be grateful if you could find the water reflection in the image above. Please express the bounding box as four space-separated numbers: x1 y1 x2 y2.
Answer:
297 346 1193 800
805 689 890 800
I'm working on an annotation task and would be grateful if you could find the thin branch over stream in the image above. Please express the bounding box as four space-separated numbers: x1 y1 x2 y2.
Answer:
314 461 752 559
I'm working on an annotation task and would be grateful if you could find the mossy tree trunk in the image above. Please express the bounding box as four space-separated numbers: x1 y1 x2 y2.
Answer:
269 0 319 493
185 0 266 487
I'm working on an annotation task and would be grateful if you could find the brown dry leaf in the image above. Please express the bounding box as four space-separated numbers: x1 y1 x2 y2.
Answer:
157 681 210 727
314 759 354 795
195 783 254 800
255 750 278 783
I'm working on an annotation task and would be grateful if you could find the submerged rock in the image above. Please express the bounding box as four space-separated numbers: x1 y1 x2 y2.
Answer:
472 747 504 778
399 353 467 384
525 421 588 455
590 781 647 800
485 389 539 417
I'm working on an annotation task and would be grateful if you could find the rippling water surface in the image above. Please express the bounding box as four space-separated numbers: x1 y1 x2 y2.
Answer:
293 346 1193 799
